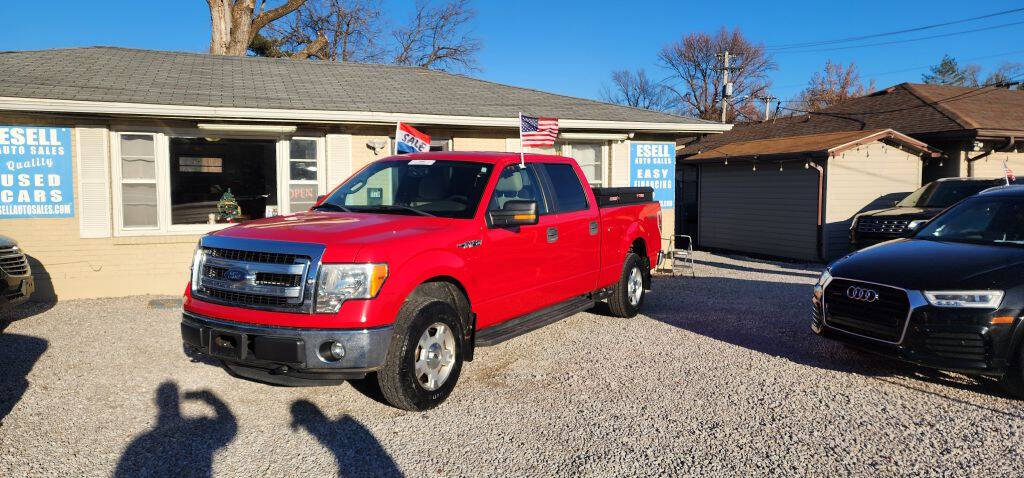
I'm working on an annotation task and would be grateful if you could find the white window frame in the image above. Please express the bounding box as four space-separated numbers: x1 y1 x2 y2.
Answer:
110 129 326 236
281 136 327 215
558 141 609 187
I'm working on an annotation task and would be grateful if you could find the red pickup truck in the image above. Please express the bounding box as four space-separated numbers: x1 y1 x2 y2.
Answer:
181 152 662 410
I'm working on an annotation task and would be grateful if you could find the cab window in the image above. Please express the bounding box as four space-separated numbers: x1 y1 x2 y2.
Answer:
488 165 548 214
540 163 589 213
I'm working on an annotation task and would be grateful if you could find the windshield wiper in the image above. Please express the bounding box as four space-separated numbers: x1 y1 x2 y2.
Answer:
377 205 436 217
312 202 352 213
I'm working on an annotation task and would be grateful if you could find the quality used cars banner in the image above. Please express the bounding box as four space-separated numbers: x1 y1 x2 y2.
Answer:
0 125 74 218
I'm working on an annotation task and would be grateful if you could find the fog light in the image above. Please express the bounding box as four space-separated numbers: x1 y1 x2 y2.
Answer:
318 341 345 362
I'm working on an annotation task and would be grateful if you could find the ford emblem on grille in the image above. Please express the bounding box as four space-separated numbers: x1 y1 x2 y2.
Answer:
846 286 879 302
223 268 248 282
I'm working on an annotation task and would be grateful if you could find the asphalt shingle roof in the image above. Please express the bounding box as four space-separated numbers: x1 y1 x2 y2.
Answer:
683 83 1024 156
0 47 714 125
686 129 935 161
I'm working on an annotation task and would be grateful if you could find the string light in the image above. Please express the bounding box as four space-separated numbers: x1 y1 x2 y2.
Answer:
752 163 757 171
779 163 783 171
804 161 810 169
724 158 728 165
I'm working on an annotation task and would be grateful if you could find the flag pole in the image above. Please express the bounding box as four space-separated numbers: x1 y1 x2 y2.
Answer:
394 122 400 155
518 112 526 168
1005 160 1012 186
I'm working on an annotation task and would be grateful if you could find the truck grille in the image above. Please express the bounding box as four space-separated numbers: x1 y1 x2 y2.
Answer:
0 246 30 277
205 247 299 265
194 246 311 312
856 217 910 235
824 279 911 343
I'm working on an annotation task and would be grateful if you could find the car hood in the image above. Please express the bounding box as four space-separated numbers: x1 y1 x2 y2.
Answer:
857 206 943 220
211 211 453 262
830 239 1024 290
0 234 15 247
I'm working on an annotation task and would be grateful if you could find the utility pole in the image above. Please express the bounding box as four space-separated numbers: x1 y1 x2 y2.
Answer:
719 50 731 124
759 95 777 122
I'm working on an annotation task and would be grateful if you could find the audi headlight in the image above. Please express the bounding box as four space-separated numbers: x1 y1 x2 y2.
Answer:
813 268 832 300
315 264 388 313
924 290 1003 309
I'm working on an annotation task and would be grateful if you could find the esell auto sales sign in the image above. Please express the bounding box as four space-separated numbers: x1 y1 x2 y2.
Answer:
0 126 74 218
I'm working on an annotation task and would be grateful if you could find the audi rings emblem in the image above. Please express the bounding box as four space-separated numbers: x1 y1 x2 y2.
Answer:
846 286 879 302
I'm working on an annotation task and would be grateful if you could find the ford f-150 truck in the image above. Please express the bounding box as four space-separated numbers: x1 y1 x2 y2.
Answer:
181 152 662 410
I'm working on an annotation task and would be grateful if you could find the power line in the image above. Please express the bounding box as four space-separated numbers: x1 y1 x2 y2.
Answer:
773 19 1024 55
778 71 1024 114
767 7 1024 51
771 48 1024 91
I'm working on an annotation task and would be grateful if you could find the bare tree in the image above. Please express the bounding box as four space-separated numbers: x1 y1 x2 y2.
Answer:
262 0 385 61
391 0 482 71
984 62 1023 86
208 0 307 56
658 27 776 122
599 69 678 112
796 60 875 112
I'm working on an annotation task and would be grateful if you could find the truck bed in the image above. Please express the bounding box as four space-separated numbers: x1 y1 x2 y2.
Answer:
591 187 655 207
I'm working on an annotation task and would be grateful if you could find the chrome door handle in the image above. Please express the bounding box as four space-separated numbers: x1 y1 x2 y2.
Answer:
589 221 599 236
546 227 558 243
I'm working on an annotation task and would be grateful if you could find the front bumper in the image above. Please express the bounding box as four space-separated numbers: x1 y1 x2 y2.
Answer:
812 293 1017 376
181 311 393 386
1 273 34 310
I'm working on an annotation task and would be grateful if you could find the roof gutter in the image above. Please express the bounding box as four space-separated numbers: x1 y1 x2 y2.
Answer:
0 96 733 134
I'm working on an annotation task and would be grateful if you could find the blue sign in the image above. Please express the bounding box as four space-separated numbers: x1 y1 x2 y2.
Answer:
0 126 74 218
630 142 675 208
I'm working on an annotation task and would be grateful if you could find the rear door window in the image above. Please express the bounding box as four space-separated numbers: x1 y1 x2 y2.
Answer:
539 163 589 213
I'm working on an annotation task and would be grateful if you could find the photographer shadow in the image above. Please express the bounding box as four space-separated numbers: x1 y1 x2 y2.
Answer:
115 381 237 478
290 400 401 477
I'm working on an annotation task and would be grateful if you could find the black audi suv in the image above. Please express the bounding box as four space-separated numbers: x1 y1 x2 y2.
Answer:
814 185 1024 397
850 177 1006 250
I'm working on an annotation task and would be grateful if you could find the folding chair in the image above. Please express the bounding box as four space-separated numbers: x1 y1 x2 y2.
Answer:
665 234 695 277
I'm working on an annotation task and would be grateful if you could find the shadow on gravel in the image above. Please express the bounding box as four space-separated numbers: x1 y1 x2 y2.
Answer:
115 382 237 478
644 273 1015 402
290 400 402 477
0 331 47 426
690 258 822 279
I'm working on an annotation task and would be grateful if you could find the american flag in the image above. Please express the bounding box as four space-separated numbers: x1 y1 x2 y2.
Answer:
1005 160 1016 184
520 114 559 147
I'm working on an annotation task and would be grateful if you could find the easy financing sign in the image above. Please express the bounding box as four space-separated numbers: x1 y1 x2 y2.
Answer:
630 142 675 208
0 126 74 218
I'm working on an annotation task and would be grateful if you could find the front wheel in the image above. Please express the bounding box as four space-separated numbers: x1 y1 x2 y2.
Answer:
377 296 464 411
999 345 1024 399
608 252 646 318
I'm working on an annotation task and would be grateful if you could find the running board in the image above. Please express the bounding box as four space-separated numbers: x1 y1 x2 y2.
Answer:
475 295 595 347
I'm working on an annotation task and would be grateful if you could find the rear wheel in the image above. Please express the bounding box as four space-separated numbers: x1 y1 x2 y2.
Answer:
608 253 646 318
377 292 464 411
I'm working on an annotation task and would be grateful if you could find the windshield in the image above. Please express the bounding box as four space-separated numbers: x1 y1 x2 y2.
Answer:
915 196 1024 246
319 159 493 219
897 180 996 208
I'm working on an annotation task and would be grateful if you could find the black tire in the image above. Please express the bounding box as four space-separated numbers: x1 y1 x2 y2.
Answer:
1000 346 1024 399
377 290 464 411
608 252 646 318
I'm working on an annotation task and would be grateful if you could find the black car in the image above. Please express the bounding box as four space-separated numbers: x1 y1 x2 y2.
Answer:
0 235 33 312
814 185 1024 397
850 177 1006 249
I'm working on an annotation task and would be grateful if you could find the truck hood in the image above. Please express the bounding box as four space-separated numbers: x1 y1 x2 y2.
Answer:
211 211 452 262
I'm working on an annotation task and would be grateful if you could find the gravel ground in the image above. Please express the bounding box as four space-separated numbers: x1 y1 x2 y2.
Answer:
2 251 1023 477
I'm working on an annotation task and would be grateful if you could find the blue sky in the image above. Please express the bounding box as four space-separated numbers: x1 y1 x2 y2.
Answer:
2 1 1023 106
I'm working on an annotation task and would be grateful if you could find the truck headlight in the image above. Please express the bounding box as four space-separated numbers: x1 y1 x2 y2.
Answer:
924 290 1003 309
315 264 388 313
190 243 205 293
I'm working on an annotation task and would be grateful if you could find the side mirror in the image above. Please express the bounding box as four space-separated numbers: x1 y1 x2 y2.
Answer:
892 200 899 207
906 219 927 232
488 200 538 228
